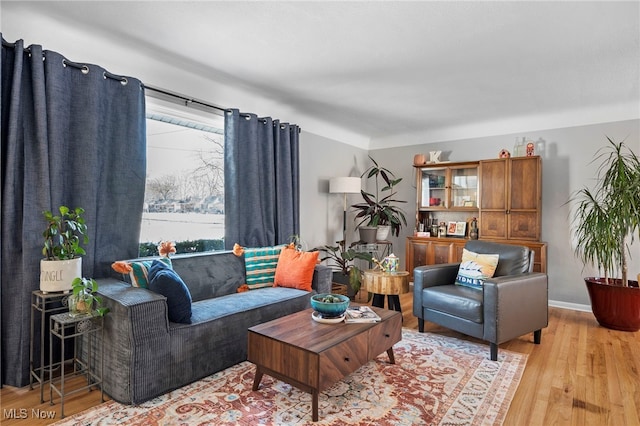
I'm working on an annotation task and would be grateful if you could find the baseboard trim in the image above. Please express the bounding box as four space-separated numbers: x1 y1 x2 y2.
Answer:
549 300 592 313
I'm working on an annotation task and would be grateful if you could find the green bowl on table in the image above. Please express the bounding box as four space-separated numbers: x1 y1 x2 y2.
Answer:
310 293 350 318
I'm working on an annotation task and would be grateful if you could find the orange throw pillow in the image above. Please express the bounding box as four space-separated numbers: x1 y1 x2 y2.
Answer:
273 247 319 292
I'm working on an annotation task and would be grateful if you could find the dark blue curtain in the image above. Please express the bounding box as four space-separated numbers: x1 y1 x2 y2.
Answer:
224 109 299 249
1 37 146 387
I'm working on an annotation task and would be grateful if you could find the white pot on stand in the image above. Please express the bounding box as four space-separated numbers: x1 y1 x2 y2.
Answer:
376 225 391 241
40 258 82 293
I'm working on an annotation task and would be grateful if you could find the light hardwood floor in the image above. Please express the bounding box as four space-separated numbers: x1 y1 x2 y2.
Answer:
1 291 639 425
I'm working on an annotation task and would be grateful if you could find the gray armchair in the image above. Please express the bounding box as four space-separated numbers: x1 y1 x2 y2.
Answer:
413 240 548 361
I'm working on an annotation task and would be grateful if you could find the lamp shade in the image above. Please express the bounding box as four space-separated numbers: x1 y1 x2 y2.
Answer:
329 177 361 194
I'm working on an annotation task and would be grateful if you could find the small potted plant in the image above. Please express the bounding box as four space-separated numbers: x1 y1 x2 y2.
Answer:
351 156 407 242
569 137 640 331
40 206 88 293
69 277 109 317
316 241 373 299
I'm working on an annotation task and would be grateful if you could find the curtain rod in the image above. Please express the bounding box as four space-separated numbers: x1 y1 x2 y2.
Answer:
3 41 299 131
142 84 227 114
3 40 132 84
144 85 300 132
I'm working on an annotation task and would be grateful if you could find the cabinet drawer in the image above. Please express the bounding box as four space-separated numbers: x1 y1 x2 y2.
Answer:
368 314 402 361
319 332 368 390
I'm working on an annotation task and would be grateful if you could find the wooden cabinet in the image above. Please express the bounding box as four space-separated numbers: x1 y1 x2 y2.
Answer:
405 237 466 279
407 155 545 280
405 236 547 280
479 156 541 241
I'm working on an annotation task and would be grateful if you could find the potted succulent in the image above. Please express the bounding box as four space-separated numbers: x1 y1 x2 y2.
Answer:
316 241 373 300
40 206 88 293
351 156 407 242
69 277 109 317
569 137 640 331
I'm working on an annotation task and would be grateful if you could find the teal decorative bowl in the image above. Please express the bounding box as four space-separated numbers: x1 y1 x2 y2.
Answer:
310 293 350 318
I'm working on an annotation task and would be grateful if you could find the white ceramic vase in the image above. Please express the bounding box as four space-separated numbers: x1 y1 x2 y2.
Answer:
40 257 82 293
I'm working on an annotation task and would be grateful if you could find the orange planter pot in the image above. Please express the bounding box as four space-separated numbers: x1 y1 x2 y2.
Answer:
585 277 640 332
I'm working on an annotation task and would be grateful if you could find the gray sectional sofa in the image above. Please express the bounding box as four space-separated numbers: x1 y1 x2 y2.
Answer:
95 250 332 404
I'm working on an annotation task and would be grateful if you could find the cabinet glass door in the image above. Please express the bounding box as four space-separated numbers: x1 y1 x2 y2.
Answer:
449 166 478 208
420 168 447 208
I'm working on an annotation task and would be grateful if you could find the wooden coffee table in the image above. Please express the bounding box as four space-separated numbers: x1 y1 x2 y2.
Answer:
247 306 402 422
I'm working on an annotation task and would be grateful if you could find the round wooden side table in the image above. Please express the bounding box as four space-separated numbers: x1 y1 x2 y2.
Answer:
362 270 410 312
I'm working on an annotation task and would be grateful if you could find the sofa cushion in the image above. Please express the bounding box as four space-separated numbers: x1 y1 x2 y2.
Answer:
148 259 192 324
455 248 499 290
423 285 484 323
273 246 319 291
242 245 285 290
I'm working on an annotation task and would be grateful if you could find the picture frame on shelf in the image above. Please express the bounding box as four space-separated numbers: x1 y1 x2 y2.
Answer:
447 221 467 237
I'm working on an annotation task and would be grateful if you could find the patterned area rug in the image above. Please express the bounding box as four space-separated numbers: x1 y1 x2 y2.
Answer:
53 329 527 425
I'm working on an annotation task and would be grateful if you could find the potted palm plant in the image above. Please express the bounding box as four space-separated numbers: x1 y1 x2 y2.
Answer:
351 156 407 242
569 137 640 331
40 206 88 293
316 241 373 300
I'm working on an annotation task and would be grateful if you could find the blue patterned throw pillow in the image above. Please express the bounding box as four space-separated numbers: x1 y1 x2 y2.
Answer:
148 259 192 324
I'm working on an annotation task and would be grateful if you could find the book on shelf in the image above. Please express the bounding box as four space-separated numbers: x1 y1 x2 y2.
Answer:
344 306 381 323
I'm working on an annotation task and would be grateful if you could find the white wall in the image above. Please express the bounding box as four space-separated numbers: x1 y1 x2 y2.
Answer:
299 133 368 250
370 119 640 307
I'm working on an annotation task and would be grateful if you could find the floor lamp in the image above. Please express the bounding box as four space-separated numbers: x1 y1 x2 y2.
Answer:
329 177 362 247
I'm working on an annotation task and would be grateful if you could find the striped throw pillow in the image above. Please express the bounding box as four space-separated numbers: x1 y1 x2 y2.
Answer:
243 245 285 290
129 257 173 288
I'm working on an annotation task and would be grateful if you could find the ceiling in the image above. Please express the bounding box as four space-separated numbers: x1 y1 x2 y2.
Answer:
3 1 640 149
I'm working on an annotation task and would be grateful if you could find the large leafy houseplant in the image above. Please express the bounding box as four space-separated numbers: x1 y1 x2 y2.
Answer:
40 206 88 292
42 206 88 260
570 138 640 286
569 137 640 330
351 156 407 238
316 241 373 297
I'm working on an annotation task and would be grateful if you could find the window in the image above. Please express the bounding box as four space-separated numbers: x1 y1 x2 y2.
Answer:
140 96 225 256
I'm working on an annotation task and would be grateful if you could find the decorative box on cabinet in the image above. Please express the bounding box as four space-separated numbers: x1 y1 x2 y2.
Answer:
479 156 541 241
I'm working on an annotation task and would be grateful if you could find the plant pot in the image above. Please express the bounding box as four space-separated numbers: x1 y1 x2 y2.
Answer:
40 258 82 293
333 272 356 300
585 277 640 332
376 225 390 241
358 226 378 244
68 293 92 317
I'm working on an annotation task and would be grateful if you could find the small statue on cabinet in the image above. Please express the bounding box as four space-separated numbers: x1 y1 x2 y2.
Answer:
469 217 479 240
499 149 511 158
526 142 535 156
